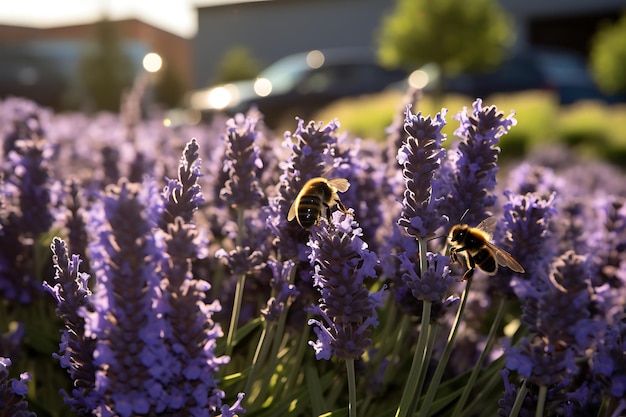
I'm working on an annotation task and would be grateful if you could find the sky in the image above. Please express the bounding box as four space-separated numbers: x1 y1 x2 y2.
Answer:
0 0 250 39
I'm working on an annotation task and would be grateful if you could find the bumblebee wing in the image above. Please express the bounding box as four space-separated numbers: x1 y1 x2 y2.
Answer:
287 194 300 221
328 178 350 193
485 241 525 273
475 217 497 237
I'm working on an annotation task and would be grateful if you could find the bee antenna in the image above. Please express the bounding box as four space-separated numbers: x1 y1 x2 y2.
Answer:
427 234 447 242
459 208 470 224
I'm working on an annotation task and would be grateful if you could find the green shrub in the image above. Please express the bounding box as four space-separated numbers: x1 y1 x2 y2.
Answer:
313 90 626 164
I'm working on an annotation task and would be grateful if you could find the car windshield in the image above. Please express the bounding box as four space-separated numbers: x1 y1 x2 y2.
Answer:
534 51 594 85
258 54 310 93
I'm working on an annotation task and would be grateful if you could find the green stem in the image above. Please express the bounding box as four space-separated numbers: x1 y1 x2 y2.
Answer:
452 297 507 415
417 277 473 417
536 385 547 417
224 207 246 369
244 321 276 403
283 321 310 395
508 379 528 417
409 321 439 415
346 358 357 417
225 273 246 362
394 300 432 417
384 314 410 381
236 206 245 246
252 296 297 407
459 362 506 417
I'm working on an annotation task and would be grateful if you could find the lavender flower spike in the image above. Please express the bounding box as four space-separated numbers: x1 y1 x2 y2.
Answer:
161 137 204 229
398 251 454 303
0 357 35 417
440 99 516 226
219 114 264 209
307 211 383 360
84 180 168 416
397 106 448 239
44 237 96 415
261 258 299 322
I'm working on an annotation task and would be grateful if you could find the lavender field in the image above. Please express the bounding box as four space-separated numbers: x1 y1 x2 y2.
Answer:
1 91 625 417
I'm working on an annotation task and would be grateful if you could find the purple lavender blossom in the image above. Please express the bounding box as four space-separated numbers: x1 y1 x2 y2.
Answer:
397 106 448 239
261 258 299 322
594 197 626 288
539 251 592 344
0 206 33 303
44 237 97 415
505 336 578 387
0 113 59 302
161 217 233 416
84 180 168 416
505 162 562 199
503 251 594 410
497 370 533 417
100 145 121 186
81 174 236 416
398 252 454 304
219 114 264 209
215 245 266 278
489 190 557 298
1 99 47 157
0 324 25 361
439 99 516 226
266 118 342 261
63 179 90 272
220 392 246 417
577 310 626 401
307 211 383 360
7 124 56 237
161 137 205 229
498 370 594 417
0 357 35 417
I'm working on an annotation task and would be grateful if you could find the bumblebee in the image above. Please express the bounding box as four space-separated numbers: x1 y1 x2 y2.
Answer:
448 217 525 281
287 177 350 229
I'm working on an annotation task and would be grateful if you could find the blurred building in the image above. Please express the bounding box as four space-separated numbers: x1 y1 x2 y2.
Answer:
0 19 191 110
193 0 396 88
500 0 625 53
193 0 625 89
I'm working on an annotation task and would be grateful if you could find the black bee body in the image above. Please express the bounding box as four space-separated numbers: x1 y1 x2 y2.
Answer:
448 217 525 281
296 192 330 229
287 177 350 229
469 247 497 274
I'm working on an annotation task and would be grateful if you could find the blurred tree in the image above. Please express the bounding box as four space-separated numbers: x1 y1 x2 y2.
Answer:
376 0 513 98
79 18 134 111
154 60 187 108
590 13 626 94
213 45 263 84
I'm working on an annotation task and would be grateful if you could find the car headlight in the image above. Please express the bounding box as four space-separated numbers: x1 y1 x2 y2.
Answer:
253 78 272 97
190 84 239 110
208 84 239 109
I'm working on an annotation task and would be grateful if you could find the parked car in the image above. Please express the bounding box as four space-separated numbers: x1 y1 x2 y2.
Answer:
406 47 618 105
188 48 407 126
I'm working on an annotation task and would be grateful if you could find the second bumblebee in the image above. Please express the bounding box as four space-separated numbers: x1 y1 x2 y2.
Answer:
448 217 525 281
287 177 350 229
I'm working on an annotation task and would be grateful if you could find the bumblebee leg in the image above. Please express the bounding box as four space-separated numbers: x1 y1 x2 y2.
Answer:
450 246 468 264
462 268 475 281
322 203 331 223
450 249 461 265
462 254 477 281
335 199 348 214
451 246 475 281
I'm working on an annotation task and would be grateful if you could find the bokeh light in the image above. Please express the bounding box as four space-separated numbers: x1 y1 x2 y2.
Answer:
142 52 163 73
306 50 325 69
